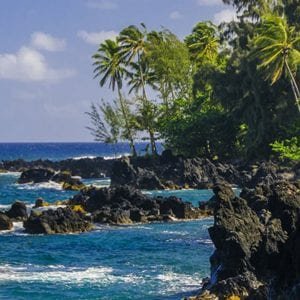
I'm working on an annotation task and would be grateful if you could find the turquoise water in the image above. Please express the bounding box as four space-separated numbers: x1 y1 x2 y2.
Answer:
0 173 214 300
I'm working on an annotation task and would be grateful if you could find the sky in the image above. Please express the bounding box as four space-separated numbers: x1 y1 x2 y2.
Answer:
0 0 236 142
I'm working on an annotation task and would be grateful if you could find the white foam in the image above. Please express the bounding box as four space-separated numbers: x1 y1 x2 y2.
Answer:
103 153 130 160
161 230 189 236
0 172 21 177
0 264 142 285
84 178 111 188
0 222 26 236
72 156 97 160
16 181 63 191
156 271 203 293
195 238 213 245
33 205 67 212
0 204 11 210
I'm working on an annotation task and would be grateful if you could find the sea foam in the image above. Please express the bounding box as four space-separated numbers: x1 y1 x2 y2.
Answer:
16 181 63 191
0 264 142 285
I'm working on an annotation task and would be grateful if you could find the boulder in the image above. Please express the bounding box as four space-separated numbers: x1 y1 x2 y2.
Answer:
34 198 49 208
24 207 92 234
18 168 55 184
52 171 85 191
6 201 27 221
0 213 13 230
110 157 137 186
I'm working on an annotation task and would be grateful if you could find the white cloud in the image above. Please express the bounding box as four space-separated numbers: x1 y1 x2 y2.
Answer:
213 9 238 24
169 11 183 20
197 0 223 6
77 30 118 45
0 46 75 82
86 0 118 10
31 32 66 52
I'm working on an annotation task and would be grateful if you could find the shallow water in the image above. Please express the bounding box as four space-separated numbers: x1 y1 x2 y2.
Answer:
0 173 214 299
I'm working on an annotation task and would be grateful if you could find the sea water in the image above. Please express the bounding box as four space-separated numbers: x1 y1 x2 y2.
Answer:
0 143 214 300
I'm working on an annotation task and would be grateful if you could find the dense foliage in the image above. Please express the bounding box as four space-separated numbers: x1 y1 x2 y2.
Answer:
87 0 300 161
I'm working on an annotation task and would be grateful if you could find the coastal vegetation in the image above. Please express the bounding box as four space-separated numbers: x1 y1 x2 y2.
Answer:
87 0 300 161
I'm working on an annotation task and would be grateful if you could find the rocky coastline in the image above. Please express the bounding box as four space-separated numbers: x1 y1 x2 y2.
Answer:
189 179 300 299
1 150 299 190
0 185 213 234
1 152 300 299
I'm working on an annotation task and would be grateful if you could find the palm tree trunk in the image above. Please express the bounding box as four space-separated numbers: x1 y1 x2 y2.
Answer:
118 89 137 157
149 130 157 156
137 52 158 155
137 52 147 101
285 60 300 113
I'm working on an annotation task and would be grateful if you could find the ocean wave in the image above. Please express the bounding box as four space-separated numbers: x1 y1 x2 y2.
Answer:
15 181 63 191
0 204 12 210
0 264 142 285
195 238 213 245
103 153 130 160
156 271 203 293
0 172 21 177
161 230 189 236
0 222 27 236
83 178 111 188
71 155 97 160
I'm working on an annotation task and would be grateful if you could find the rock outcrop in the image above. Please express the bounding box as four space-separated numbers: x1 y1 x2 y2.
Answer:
5 201 28 221
110 152 244 190
193 180 300 299
24 207 93 234
17 169 85 191
18 168 55 184
3 157 112 178
0 213 13 230
110 151 299 190
69 185 211 225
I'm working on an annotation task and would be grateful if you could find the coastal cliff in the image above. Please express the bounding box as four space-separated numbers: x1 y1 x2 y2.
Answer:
193 180 300 299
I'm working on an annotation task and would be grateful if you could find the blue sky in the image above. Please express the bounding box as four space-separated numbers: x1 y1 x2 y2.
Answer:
0 0 235 142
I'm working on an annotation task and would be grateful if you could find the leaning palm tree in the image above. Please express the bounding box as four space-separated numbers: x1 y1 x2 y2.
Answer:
92 39 137 156
185 21 219 65
118 24 158 155
118 23 148 98
252 14 300 112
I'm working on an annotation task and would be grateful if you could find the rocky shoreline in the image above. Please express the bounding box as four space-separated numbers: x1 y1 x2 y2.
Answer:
1 150 299 190
189 179 300 299
0 184 213 234
1 152 300 299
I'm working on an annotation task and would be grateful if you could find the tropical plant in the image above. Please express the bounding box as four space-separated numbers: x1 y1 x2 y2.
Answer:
185 22 220 65
86 102 119 144
92 39 137 156
252 14 300 112
119 24 158 155
271 137 300 160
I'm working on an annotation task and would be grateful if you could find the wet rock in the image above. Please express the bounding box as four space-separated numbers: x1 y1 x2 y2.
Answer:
17 169 85 191
70 185 208 225
0 213 13 230
6 201 27 221
3 157 112 179
18 168 55 184
34 198 49 208
24 207 92 234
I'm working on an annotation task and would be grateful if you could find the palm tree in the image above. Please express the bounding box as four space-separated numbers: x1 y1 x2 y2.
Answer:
185 22 219 65
119 24 158 155
252 14 300 112
92 39 137 156
127 59 157 95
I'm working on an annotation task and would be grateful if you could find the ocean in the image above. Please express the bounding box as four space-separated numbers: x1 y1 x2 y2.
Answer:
0 143 214 300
